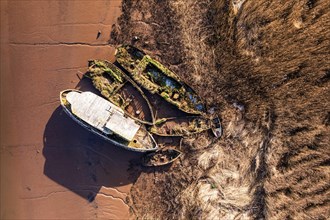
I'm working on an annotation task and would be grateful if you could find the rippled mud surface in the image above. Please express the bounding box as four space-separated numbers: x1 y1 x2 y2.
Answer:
0 1 139 219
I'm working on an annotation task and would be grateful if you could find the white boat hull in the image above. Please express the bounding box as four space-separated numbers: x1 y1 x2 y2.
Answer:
60 89 158 153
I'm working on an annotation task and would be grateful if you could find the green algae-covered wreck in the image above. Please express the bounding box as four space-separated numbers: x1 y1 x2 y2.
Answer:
115 45 206 115
85 60 155 125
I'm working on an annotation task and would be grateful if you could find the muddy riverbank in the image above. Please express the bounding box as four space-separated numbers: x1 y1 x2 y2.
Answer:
0 0 140 219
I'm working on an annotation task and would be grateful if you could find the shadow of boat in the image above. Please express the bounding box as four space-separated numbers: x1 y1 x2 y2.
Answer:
43 106 141 202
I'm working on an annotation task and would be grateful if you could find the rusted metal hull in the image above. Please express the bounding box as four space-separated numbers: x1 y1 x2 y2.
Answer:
150 116 212 137
86 60 155 125
115 45 205 115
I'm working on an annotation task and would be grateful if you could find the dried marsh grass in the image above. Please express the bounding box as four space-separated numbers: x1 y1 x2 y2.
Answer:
112 0 330 219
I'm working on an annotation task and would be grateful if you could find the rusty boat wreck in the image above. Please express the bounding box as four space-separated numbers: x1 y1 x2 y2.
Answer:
150 116 213 137
85 60 155 125
115 45 206 115
60 89 158 152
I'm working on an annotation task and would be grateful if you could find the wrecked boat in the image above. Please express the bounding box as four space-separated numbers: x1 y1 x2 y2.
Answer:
85 60 155 125
60 89 158 152
115 45 206 115
149 115 223 138
150 116 212 137
142 148 182 167
211 116 222 138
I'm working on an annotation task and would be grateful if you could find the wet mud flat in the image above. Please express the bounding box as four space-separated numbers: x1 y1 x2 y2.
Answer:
111 0 330 219
0 0 140 219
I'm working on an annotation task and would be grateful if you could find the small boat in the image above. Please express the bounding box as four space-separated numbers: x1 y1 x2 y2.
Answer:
150 116 212 137
211 116 222 138
142 148 182 167
115 45 206 115
85 60 155 125
60 89 158 152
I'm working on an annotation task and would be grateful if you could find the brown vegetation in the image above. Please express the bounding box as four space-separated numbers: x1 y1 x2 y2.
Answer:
110 0 330 219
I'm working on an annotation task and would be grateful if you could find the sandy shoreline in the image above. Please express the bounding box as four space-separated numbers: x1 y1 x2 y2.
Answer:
0 0 139 219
